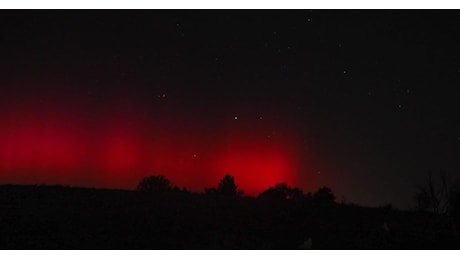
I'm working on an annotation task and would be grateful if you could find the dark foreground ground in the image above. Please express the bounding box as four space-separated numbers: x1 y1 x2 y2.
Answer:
0 185 458 249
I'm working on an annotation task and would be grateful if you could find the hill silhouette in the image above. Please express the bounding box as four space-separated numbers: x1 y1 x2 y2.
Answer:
0 181 458 249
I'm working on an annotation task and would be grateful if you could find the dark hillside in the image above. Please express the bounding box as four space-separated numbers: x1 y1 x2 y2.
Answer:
0 185 457 249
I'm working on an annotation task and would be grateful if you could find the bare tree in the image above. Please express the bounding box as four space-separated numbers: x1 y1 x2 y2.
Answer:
415 171 454 214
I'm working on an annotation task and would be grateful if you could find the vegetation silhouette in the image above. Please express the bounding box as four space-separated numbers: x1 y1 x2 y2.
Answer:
313 186 336 207
413 171 460 238
136 175 172 193
205 174 244 198
258 183 305 201
217 174 244 197
1 172 460 249
414 171 456 214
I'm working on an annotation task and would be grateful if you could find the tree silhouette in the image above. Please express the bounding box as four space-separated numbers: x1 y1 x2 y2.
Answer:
204 187 217 195
136 175 172 192
414 185 432 211
258 183 304 201
451 189 460 237
216 174 243 198
313 186 336 206
414 171 454 214
414 171 460 236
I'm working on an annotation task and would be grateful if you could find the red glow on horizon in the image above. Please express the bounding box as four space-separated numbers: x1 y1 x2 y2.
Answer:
212 137 298 196
0 104 301 196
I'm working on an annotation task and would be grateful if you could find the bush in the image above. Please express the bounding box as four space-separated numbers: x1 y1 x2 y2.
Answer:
136 175 172 193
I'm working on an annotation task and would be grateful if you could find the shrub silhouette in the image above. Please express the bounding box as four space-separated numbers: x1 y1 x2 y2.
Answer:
313 186 336 206
136 175 172 192
258 183 304 201
204 187 217 195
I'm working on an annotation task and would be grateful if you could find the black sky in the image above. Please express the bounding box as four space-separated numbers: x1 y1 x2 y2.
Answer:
0 10 459 208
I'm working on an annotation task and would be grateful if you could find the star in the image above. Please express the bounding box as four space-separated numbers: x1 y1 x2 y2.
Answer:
234 116 238 120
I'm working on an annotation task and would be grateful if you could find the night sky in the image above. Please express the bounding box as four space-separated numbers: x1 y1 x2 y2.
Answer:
1 10 459 208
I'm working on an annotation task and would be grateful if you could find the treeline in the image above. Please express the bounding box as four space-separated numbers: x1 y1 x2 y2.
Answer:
136 174 336 206
136 171 460 216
